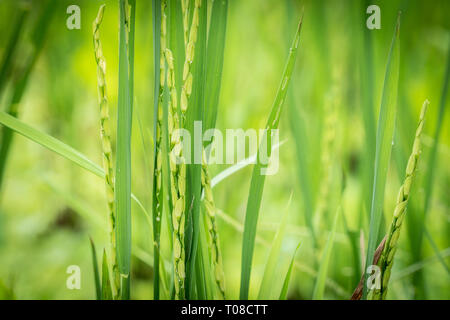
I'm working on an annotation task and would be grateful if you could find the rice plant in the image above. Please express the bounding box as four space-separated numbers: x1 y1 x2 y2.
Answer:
371 100 429 299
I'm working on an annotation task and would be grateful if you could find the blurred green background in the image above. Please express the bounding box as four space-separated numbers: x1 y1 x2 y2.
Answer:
0 0 449 299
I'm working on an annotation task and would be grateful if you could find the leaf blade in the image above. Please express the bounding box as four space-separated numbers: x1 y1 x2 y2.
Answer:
239 14 303 300
363 13 401 298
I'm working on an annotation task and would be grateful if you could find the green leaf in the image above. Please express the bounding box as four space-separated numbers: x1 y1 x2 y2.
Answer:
363 13 401 299
0 111 104 178
284 0 316 249
312 208 340 300
168 0 185 102
114 0 134 299
279 242 302 300
128 0 136 110
423 39 449 219
355 1 376 224
0 110 151 221
151 0 162 301
239 14 303 300
89 237 101 300
288 102 316 246
102 249 113 300
203 0 228 137
258 194 292 299
419 40 450 275
184 0 208 299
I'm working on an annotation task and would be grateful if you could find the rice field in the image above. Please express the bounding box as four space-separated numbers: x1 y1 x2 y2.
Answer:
0 0 448 300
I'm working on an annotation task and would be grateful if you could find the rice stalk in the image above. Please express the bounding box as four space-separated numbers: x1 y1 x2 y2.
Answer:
92 4 118 298
312 207 340 300
165 42 187 301
183 0 226 297
371 100 429 299
164 0 202 299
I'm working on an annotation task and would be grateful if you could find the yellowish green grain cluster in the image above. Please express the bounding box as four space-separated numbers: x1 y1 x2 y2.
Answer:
372 99 429 300
202 150 225 297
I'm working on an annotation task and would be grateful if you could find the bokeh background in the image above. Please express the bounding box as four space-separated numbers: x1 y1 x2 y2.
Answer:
0 0 448 299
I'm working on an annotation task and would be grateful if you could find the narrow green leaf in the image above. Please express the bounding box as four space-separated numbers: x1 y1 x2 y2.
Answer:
102 249 113 300
285 0 316 249
203 0 228 137
363 13 401 298
420 39 450 268
128 0 136 110
279 242 302 300
355 0 376 224
423 228 450 275
423 40 449 216
0 110 151 220
239 14 303 300
288 103 316 246
0 111 104 178
312 208 340 300
185 0 208 299
342 208 361 288
89 237 101 300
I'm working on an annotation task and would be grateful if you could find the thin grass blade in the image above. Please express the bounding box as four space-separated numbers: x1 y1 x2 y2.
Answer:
0 111 104 177
102 249 113 300
115 0 134 299
185 0 208 298
203 0 228 137
239 14 303 300
89 237 101 300
0 4 29 97
279 242 302 300
258 194 292 299
312 208 340 300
